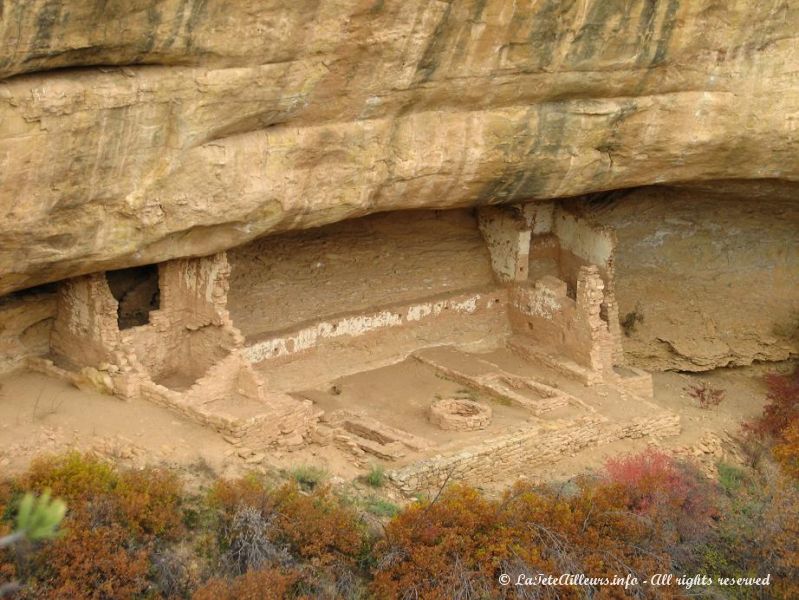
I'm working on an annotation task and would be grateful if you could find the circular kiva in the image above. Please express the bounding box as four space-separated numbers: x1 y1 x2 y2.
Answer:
428 398 492 431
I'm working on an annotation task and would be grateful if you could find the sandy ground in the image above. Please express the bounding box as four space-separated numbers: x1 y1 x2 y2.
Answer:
528 365 774 485
0 353 783 497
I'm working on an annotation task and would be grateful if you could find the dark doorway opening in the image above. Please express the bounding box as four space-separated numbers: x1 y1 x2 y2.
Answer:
106 265 160 329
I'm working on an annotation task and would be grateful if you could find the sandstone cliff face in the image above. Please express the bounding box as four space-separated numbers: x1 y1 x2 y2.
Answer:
581 188 799 371
0 288 55 373
1 0 798 295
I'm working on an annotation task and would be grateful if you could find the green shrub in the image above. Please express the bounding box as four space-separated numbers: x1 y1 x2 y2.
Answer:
717 462 748 494
21 452 116 506
290 466 327 491
364 497 399 518
364 465 385 488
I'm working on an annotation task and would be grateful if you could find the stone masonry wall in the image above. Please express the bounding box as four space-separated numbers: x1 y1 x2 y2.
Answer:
388 410 680 494
509 267 614 376
244 288 508 366
50 274 123 369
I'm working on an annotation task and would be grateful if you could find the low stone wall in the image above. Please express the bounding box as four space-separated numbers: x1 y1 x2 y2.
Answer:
26 353 316 449
614 366 655 400
388 409 680 494
243 288 507 364
139 379 315 449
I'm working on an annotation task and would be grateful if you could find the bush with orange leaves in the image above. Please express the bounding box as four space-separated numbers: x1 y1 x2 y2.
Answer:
773 421 799 480
0 480 18 592
270 482 365 567
203 475 368 598
371 481 685 600
750 367 799 440
208 476 365 568
0 452 183 599
17 451 183 540
193 566 304 600
32 521 151 600
747 366 799 479
760 475 799 599
114 467 184 539
1 444 796 599
207 473 273 517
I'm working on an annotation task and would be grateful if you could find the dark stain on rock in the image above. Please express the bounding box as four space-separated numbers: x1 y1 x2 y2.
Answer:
633 0 659 66
0 2 25 70
471 0 488 22
185 0 209 44
609 100 638 127
590 100 639 179
477 103 569 203
32 0 63 51
137 3 163 55
413 2 454 84
524 0 579 72
161 0 189 50
568 0 626 64
651 0 680 66
43 233 76 250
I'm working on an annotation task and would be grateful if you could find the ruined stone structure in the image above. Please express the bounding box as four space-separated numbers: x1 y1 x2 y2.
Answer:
4 203 680 490
1 1 797 497
29 253 316 450
428 398 493 432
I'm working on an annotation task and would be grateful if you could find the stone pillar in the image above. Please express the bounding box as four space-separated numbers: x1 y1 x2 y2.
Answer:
522 202 555 234
477 205 531 283
159 252 233 329
50 274 121 367
576 265 614 375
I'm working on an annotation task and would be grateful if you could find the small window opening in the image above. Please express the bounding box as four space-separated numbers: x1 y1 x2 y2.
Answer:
106 265 160 329
599 301 609 323
566 283 576 300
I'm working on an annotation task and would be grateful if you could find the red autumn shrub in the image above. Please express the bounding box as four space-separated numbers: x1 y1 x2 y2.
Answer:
1 453 186 598
605 449 688 510
749 367 799 439
29 523 150 600
684 381 726 409
371 485 506 600
603 449 719 557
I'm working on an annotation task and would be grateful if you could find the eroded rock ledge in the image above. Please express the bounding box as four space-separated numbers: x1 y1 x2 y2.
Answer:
1 0 798 294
